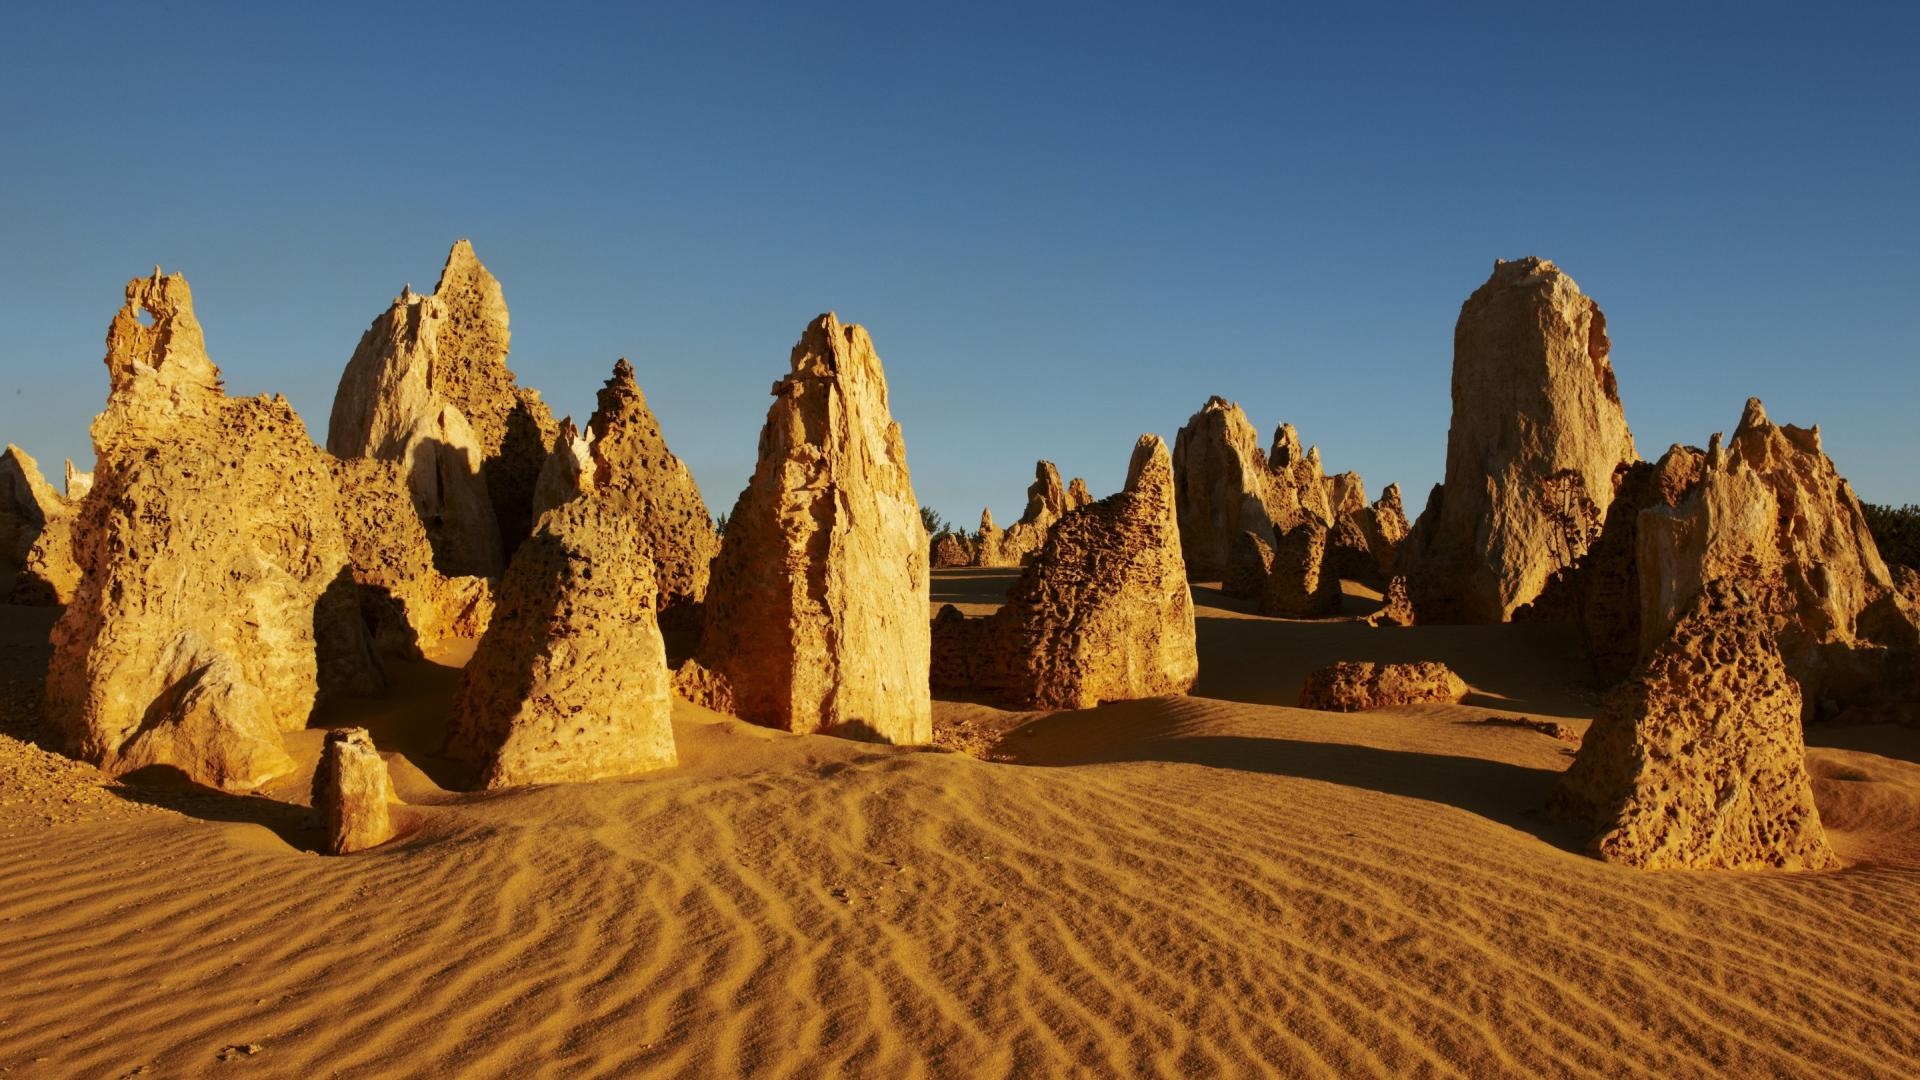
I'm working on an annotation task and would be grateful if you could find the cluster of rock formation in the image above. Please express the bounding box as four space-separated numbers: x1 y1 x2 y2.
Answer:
1297 661 1467 712
968 461 1093 568
0 445 84 604
1551 579 1838 869
931 435 1198 709
530 359 717 629
675 314 931 745
328 241 558 577
1170 396 1406 614
1395 257 1638 624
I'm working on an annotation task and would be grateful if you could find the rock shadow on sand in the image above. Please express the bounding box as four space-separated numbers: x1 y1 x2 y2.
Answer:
993 698 1586 851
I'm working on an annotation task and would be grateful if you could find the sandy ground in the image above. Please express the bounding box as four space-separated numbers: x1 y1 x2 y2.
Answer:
1 575 1917 1078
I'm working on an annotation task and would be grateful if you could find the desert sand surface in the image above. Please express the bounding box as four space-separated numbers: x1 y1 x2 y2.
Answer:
2 575 1918 1079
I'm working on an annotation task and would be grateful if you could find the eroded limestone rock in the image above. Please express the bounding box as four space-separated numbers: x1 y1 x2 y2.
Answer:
564 359 715 626
312 727 397 855
330 457 494 656
1552 579 1838 870
930 435 1197 709
329 241 559 573
1398 257 1636 622
1298 661 1467 712
1172 396 1275 581
2 445 81 604
49 270 361 789
1224 529 1274 600
676 314 930 744
931 532 974 568
1638 400 1919 713
1262 520 1341 618
449 499 676 787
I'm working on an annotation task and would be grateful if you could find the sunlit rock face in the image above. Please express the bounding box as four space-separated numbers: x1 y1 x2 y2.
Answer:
932 435 1197 710
676 314 931 745
1399 257 1637 623
1553 578 1839 871
328 240 559 576
449 498 676 788
49 270 367 790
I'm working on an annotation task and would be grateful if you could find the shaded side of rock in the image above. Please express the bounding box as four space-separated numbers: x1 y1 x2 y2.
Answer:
1171 396 1274 581
1261 519 1341 618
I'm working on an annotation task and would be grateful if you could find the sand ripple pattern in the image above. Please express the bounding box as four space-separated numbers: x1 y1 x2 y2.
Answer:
2 692 1919 1078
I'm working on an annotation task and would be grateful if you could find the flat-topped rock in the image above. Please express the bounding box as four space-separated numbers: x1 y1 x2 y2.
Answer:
1298 661 1467 712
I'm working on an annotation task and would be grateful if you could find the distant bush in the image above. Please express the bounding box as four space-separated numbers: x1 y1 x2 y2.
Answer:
713 510 729 537
1863 503 1920 570
920 505 951 538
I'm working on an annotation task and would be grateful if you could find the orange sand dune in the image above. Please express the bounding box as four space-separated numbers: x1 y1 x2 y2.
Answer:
2 577 1918 1077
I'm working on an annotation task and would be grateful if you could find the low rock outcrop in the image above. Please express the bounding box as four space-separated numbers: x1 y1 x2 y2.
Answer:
1298 661 1467 711
931 532 974 568
931 435 1197 709
1366 577 1416 628
1551 579 1838 870
49 270 365 789
676 314 930 744
312 727 397 855
1398 257 1637 623
448 499 676 787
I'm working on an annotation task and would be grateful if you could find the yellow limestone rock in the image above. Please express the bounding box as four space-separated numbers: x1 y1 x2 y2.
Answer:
974 461 1086 567
312 727 398 855
676 314 931 744
1399 257 1637 622
1553 578 1838 870
1298 661 1467 712
1638 399 1919 710
448 499 675 787
1171 396 1276 581
1 445 81 604
48 270 363 789
328 241 560 573
330 457 494 654
931 436 1197 709
533 359 716 627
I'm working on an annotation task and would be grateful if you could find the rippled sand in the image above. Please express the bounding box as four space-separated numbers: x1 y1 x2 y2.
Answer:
1 576 1917 1078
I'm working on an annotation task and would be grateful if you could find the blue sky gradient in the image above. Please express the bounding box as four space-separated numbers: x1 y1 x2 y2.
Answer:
2 2 1915 525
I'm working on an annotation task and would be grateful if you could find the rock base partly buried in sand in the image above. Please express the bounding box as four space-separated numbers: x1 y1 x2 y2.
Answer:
1298 661 1468 712
312 728 397 855
1552 579 1838 870
931 435 1197 710
448 499 676 788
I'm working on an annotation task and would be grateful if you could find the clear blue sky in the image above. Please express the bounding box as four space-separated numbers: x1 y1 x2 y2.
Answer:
3 2 1915 525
